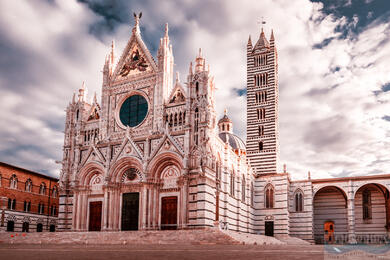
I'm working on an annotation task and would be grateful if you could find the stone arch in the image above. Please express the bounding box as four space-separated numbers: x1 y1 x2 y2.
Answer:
109 156 143 183
78 162 105 186
353 183 390 236
313 185 348 243
313 184 348 200
147 151 183 182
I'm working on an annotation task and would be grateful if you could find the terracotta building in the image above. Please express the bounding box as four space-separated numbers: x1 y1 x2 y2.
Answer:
58 14 390 244
0 162 59 232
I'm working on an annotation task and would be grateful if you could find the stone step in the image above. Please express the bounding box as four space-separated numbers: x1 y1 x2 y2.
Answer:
0 228 241 245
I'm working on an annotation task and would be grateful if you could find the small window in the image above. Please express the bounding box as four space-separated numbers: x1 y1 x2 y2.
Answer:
24 201 31 212
241 176 246 202
22 222 29 233
9 174 17 189
259 125 264 136
259 141 264 152
265 184 274 209
50 205 57 216
257 108 265 120
295 191 304 212
230 172 235 197
39 183 46 195
52 186 58 198
363 189 372 220
38 203 45 214
25 179 32 192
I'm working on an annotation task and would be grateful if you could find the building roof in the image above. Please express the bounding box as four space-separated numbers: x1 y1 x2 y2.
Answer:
0 161 59 181
219 132 246 151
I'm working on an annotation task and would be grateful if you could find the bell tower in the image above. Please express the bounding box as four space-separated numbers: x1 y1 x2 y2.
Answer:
246 28 279 175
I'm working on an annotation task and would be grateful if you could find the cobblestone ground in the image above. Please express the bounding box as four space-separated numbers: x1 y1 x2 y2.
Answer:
0 244 324 260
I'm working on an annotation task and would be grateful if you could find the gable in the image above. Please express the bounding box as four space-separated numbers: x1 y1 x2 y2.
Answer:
112 33 157 81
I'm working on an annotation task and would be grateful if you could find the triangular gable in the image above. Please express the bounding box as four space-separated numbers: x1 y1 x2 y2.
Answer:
149 131 184 159
112 31 157 81
87 103 100 121
168 83 187 104
79 143 106 169
111 128 144 164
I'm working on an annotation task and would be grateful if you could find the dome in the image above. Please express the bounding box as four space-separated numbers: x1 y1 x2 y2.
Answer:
218 114 232 124
218 132 246 151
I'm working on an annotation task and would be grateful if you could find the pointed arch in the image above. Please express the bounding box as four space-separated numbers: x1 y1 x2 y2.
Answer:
294 188 304 212
264 183 274 208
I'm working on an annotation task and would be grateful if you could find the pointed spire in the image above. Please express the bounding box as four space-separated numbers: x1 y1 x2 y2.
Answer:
78 81 86 102
176 71 180 83
224 108 228 116
72 92 76 104
254 27 269 50
247 35 252 46
270 29 274 41
198 48 202 58
308 171 311 180
110 39 115 64
165 23 169 38
189 62 193 75
93 91 97 104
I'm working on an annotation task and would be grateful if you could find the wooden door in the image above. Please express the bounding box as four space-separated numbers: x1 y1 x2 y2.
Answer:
89 201 102 231
265 221 274 236
121 193 139 231
161 196 178 230
324 221 335 243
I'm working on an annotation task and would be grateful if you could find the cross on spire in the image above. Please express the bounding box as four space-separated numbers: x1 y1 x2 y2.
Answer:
257 17 266 32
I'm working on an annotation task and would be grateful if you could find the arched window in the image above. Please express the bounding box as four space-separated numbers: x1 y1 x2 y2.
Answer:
52 186 58 198
259 125 264 136
230 172 235 197
265 184 274 209
241 176 246 202
51 205 57 216
39 183 46 195
295 190 304 212
25 178 32 192
38 202 45 214
251 182 254 207
9 174 17 189
259 141 264 152
76 109 79 120
24 200 31 212
8 198 16 210
363 189 372 220
195 82 199 95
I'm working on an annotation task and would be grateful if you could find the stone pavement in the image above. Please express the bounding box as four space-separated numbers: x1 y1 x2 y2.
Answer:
0 244 325 260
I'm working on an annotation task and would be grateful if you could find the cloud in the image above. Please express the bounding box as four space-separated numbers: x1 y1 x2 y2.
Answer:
0 0 389 180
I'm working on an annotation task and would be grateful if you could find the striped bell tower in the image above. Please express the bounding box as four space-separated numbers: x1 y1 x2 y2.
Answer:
246 28 279 175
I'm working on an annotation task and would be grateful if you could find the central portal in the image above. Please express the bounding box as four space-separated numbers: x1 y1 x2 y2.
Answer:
121 192 139 231
89 201 102 231
161 196 178 230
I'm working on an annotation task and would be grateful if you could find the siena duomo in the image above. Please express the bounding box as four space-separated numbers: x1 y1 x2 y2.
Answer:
58 14 390 244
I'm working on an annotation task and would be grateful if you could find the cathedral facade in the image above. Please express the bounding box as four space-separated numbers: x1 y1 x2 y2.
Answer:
59 15 390 244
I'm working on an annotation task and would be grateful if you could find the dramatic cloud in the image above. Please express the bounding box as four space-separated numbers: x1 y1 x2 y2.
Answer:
0 0 389 180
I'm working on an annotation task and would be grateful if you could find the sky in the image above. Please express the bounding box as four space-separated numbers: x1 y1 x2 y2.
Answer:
0 0 389 180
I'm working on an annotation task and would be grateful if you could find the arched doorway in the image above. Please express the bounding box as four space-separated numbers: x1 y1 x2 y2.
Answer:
37 223 43 232
22 222 29 232
354 183 389 243
313 186 348 244
7 221 14 232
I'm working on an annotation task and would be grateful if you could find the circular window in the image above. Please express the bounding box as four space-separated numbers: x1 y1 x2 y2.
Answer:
119 95 148 127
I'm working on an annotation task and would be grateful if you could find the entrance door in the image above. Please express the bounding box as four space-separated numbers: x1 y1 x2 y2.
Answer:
121 193 139 231
89 201 102 231
37 223 43 232
161 196 178 230
6 221 14 232
324 221 335 244
265 221 274 236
